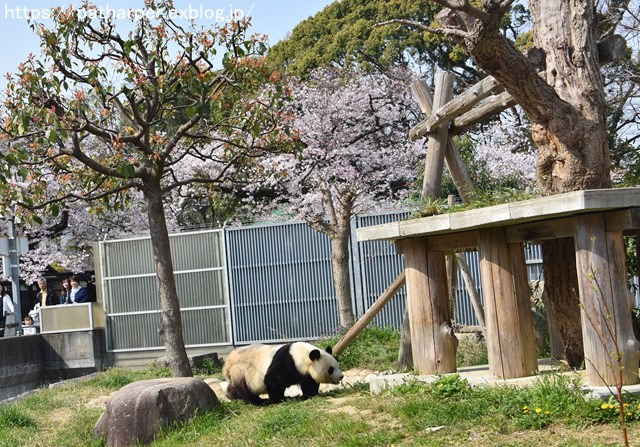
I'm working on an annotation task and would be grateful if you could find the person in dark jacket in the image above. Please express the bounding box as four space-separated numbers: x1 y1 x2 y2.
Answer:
67 275 88 304
59 278 71 305
36 278 59 307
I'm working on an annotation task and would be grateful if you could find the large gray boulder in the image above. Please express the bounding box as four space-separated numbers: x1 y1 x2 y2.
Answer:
93 377 219 446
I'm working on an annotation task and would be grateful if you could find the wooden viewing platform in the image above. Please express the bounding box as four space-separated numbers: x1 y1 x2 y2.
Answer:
357 188 640 387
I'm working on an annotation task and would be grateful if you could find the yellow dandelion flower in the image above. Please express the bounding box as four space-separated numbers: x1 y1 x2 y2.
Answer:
623 403 630 407
626 411 633 417
608 404 615 409
535 408 542 413
544 411 551 415
523 406 529 410
601 403 608 410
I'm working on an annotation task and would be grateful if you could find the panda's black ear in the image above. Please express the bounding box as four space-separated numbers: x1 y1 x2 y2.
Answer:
325 346 333 355
309 349 321 361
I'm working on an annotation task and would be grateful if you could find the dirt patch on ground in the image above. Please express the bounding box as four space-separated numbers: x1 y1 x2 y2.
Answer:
324 395 403 430
325 396 372 417
86 393 114 409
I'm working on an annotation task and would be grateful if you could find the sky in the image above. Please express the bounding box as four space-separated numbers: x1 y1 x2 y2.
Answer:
0 0 335 88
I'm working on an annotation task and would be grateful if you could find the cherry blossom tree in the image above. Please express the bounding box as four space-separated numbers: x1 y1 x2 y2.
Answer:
472 116 537 189
255 67 423 328
0 2 295 376
0 185 156 285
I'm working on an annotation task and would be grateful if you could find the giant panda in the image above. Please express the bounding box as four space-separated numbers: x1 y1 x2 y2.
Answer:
223 342 344 405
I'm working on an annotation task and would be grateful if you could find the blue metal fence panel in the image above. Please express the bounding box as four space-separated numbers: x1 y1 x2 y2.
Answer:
454 250 484 326
354 213 410 329
225 221 340 344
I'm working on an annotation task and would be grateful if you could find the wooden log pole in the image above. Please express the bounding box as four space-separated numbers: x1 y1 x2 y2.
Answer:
478 228 538 379
456 252 486 337
410 75 503 141
451 91 516 135
411 80 475 203
509 241 540 376
421 71 454 202
574 214 640 386
402 238 458 374
332 271 406 357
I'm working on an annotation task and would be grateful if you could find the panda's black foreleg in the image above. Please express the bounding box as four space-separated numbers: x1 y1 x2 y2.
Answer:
300 377 320 399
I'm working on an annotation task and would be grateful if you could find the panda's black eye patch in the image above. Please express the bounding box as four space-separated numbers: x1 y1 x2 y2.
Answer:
328 367 334 375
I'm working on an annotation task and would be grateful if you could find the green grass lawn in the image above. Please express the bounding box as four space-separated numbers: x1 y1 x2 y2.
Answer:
1 327 638 447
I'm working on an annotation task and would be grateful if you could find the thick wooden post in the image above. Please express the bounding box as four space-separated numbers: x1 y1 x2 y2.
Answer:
478 228 538 379
401 238 457 374
574 214 640 386
421 71 454 201
411 80 475 202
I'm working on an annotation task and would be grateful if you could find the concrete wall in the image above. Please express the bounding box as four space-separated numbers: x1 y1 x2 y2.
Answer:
107 345 232 370
0 330 105 401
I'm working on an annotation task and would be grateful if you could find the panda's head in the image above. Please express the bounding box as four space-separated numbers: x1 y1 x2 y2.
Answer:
307 345 344 385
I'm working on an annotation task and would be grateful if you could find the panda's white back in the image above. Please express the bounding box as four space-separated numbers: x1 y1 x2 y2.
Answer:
226 344 280 395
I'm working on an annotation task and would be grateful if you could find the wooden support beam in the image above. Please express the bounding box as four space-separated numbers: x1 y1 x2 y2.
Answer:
456 252 486 337
421 71 454 201
427 230 477 251
410 75 503 141
401 238 458 374
605 207 640 232
410 80 475 202
451 91 516 134
573 214 640 386
505 208 640 244
478 228 538 379
506 216 575 243
332 271 406 357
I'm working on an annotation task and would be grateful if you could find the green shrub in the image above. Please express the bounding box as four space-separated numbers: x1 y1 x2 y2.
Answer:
193 356 224 376
88 365 171 389
456 333 489 367
320 326 401 371
430 374 472 399
0 405 36 429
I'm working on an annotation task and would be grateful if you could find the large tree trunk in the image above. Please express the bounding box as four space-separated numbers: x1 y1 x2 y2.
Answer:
540 238 583 365
529 1 610 192
331 225 355 329
435 0 610 367
143 179 193 377
530 0 610 367
312 189 356 330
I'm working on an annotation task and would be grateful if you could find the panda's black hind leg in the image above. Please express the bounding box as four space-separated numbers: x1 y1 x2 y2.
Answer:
264 378 287 404
227 378 268 405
